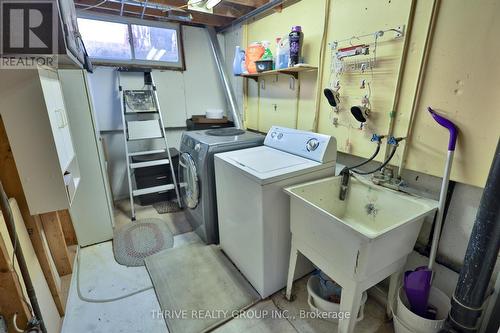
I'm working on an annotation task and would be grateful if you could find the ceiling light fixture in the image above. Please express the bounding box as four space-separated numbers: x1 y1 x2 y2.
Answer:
205 0 222 9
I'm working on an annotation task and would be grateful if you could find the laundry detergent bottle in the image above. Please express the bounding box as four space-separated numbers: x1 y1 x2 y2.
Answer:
261 40 273 60
245 42 265 74
233 46 246 76
289 26 303 67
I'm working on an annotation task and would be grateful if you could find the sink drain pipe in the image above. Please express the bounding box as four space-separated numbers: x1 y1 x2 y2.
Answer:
206 26 243 129
441 139 500 333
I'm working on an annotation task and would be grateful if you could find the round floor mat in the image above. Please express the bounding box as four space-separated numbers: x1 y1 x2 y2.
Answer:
153 200 182 214
113 218 174 267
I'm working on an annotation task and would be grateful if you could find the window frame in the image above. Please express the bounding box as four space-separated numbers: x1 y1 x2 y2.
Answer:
77 11 185 70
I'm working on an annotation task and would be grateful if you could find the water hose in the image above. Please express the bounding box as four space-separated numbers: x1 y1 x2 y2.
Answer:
75 247 153 303
348 141 381 170
351 145 398 176
342 134 385 173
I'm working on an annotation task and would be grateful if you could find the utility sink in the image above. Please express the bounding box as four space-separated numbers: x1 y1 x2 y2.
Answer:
287 175 438 239
284 175 438 333
285 175 438 279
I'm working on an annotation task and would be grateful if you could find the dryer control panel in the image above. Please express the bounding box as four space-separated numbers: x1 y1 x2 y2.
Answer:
264 126 337 163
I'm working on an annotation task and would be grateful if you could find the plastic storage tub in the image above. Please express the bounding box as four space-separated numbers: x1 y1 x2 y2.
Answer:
307 275 367 323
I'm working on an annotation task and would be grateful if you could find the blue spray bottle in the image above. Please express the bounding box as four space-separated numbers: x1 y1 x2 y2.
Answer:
233 46 246 76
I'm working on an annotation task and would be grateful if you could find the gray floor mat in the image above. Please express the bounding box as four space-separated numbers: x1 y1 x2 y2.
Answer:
163 211 193 236
113 218 174 267
153 200 182 214
145 244 260 333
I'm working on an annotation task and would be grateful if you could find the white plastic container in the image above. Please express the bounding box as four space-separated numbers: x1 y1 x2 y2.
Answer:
393 313 414 333
206 109 224 119
275 37 290 70
396 286 451 333
307 275 367 323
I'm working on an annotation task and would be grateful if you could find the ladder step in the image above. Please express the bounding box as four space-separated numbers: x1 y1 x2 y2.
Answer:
130 159 170 169
125 110 159 115
127 120 163 140
133 184 175 196
128 149 166 157
124 90 157 113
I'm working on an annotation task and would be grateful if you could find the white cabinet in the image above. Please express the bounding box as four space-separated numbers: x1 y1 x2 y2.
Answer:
58 69 114 246
0 67 80 214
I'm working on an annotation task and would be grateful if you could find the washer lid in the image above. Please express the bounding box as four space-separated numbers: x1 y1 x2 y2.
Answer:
231 148 308 173
216 146 332 185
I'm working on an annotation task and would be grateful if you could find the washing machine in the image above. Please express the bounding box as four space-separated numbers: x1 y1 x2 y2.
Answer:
214 126 337 298
179 127 264 244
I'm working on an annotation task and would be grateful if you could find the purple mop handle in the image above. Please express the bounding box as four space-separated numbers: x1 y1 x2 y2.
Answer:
428 107 458 151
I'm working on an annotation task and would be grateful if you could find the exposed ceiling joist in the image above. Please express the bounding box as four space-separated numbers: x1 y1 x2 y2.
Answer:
153 0 242 17
222 0 268 8
75 0 234 26
74 0 277 27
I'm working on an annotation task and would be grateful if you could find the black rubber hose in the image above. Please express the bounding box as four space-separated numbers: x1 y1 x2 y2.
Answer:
441 139 500 333
346 142 381 170
0 182 46 333
351 145 398 175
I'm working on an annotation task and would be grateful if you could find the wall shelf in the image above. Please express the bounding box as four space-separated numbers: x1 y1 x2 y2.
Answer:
240 65 318 81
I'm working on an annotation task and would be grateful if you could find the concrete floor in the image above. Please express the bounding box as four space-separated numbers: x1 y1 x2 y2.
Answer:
61 202 394 333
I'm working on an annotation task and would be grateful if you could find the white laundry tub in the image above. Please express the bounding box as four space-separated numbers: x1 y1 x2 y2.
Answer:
284 176 438 333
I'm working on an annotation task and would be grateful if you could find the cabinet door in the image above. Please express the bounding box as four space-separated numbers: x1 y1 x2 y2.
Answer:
258 75 299 133
39 68 75 172
53 78 76 166
40 69 67 171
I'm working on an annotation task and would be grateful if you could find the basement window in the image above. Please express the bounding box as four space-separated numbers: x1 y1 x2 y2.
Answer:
131 24 179 63
77 14 184 69
78 18 132 60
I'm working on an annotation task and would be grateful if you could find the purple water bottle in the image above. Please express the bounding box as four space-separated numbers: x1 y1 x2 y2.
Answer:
289 26 303 67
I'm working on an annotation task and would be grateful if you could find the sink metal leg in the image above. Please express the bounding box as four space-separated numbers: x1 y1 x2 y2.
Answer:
338 283 363 333
387 269 403 319
285 244 299 301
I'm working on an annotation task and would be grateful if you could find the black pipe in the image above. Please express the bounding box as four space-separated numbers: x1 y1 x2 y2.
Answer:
441 139 500 333
0 182 46 333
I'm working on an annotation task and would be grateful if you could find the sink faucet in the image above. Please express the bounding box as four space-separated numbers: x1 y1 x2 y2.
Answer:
338 135 405 200
339 167 351 201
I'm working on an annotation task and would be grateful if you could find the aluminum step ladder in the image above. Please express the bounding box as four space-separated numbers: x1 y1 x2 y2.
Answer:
118 68 181 220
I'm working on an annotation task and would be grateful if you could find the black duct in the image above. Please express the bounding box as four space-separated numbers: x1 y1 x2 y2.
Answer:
441 139 500 333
